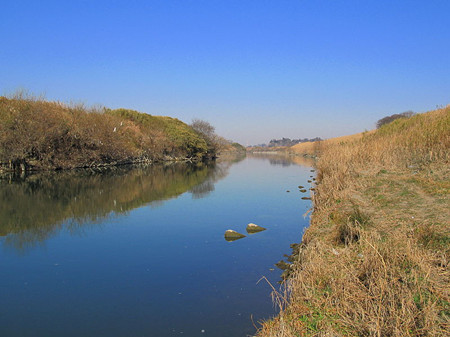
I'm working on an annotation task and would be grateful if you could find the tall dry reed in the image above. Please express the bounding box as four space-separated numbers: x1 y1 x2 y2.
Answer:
257 106 449 336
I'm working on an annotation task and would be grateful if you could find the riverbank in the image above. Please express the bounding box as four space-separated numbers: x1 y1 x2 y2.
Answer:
257 106 449 336
0 95 214 172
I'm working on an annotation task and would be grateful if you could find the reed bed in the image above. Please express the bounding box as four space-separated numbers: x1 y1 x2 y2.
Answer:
257 106 449 336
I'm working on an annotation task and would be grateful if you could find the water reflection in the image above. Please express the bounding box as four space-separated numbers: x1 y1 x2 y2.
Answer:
0 159 240 252
0 154 313 337
248 152 315 167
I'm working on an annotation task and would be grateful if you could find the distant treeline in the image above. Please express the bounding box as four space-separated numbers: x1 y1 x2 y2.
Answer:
256 137 322 148
0 95 238 171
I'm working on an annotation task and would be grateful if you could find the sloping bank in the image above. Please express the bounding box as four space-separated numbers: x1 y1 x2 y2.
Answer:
0 96 212 171
257 107 449 336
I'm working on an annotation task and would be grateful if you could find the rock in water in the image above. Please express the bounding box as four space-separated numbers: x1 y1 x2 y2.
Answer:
246 223 266 234
224 230 246 241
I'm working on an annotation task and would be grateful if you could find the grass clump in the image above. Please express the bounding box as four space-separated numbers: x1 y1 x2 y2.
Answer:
257 106 450 336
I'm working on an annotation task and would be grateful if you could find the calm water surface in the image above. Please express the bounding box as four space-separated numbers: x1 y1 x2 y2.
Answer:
0 155 314 337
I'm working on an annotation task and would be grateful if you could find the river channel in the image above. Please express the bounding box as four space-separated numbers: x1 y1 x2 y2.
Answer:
0 154 314 337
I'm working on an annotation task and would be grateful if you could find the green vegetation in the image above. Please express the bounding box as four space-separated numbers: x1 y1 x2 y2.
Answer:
257 106 449 336
230 142 246 152
107 108 208 160
219 141 247 156
0 95 214 171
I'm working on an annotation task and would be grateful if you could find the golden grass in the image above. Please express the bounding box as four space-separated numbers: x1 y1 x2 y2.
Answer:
290 131 374 157
257 106 450 336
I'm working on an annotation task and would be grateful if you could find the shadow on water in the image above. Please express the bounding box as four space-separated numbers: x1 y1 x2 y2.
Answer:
0 157 243 252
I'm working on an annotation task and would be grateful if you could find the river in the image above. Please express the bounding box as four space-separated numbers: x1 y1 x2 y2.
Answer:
0 154 314 337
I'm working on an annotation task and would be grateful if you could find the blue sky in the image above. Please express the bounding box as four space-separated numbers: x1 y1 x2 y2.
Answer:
1 0 449 145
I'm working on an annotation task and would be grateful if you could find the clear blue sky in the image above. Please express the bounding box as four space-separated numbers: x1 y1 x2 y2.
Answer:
1 0 449 145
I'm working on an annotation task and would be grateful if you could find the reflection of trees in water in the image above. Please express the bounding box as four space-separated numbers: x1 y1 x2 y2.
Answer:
188 159 233 199
269 158 294 167
189 181 215 199
0 158 242 252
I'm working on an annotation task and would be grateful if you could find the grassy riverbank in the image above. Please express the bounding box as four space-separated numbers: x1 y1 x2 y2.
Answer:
258 106 449 336
0 95 212 171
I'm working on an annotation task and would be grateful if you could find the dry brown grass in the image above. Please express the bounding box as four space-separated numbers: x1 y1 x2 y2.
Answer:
0 95 209 170
290 132 374 157
257 106 449 336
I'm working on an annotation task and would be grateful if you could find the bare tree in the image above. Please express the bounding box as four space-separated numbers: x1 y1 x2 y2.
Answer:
191 119 215 139
190 119 221 157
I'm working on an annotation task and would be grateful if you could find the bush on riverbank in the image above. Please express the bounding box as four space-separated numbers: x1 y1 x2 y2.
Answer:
0 95 210 170
257 106 449 336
